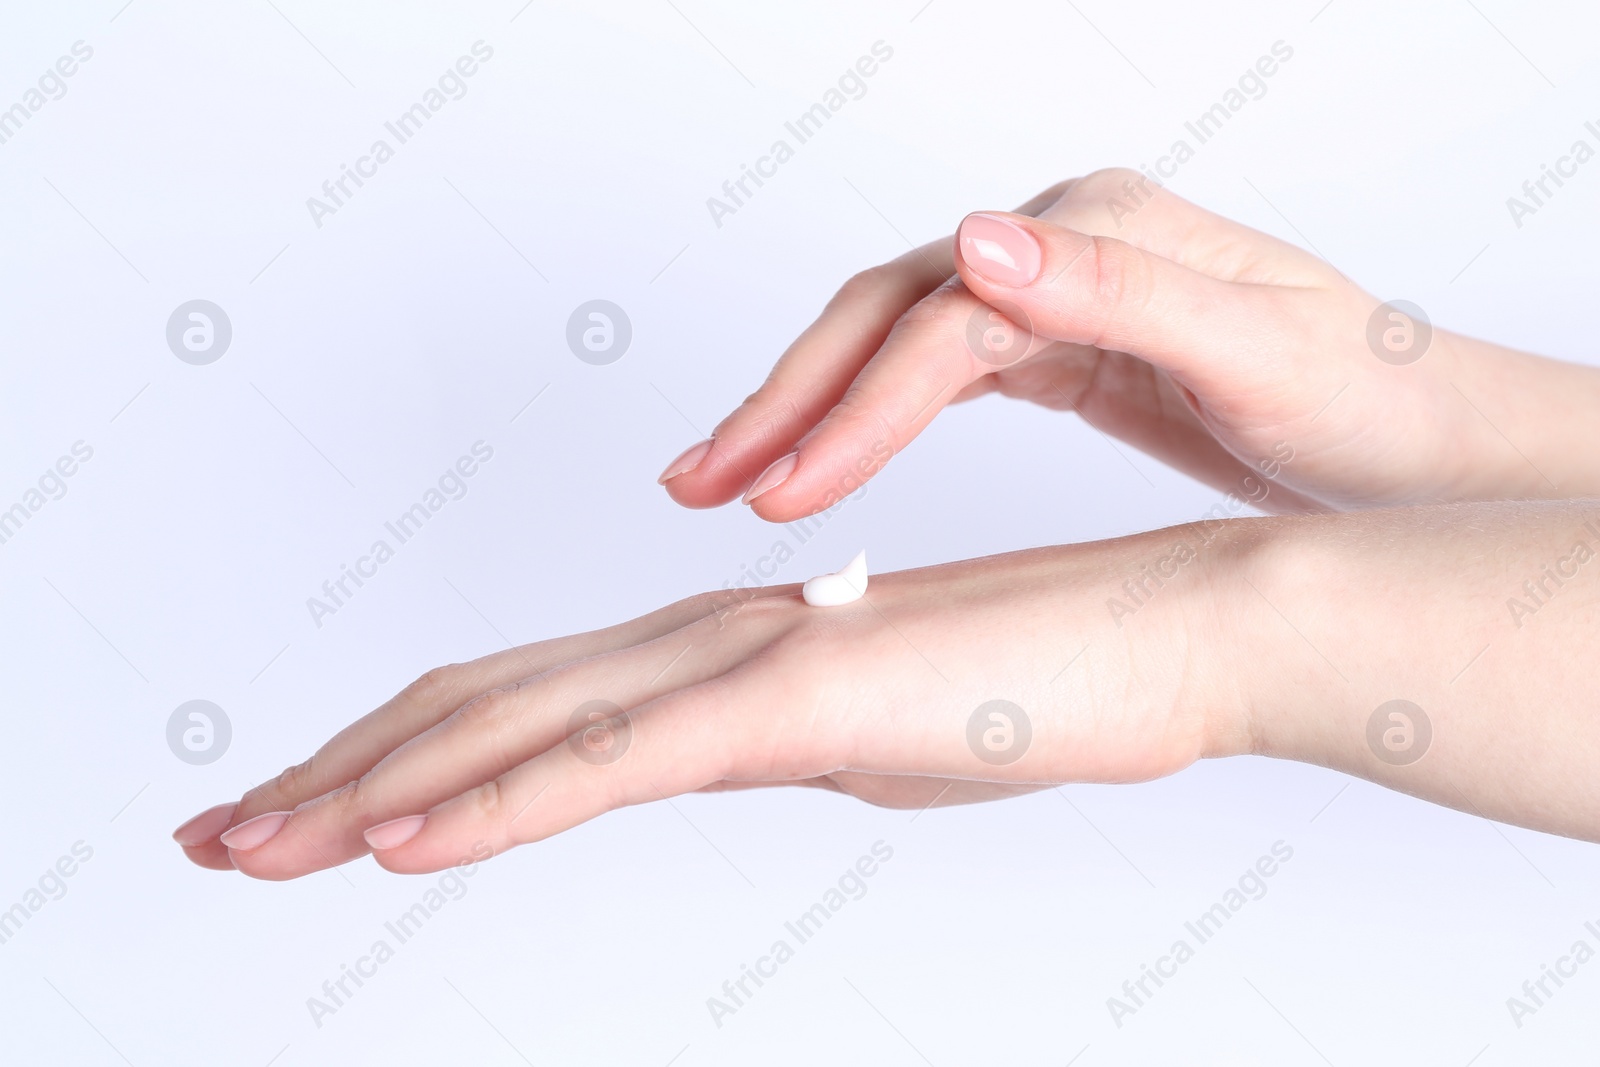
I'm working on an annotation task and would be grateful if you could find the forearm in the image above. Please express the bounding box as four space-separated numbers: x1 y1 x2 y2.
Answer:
1223 500 1600 840
1433 331 1600 502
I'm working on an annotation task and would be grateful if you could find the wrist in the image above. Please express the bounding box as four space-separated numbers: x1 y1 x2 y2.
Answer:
1164 516 1286 763
1190 499 1600 840
1207 514 1327 764
1190 511 1376 766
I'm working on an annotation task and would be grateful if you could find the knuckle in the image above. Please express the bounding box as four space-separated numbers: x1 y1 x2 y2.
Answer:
828 393 899 458
888 282 968 333
1088 235 1130 309
1026 177 1078 212
1078 235 1150 342
698 588 794 630
329 776 373 820
681 588 783 632
733 382 804 444
687 588 792 637
399 663 465 708
1072 166 1144 200
1050 168 1164 232
466 776 506 827
449 682 528 743
833 264 897 307
269 755 319 803
645 590 709 628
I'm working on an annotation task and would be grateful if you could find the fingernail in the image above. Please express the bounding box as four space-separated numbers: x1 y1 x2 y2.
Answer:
364 815 428 850
658 438 714 484
742 451 798 504
959 213 1042 287
172 802 238 847
219 811 291 851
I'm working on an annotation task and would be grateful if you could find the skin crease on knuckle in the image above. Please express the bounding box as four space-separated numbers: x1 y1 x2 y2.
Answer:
443 681 534 773
400 663 468 709
1060 168 1144 214
836 265 888 302
265 755 320 806
814 396 899 473
730 392 809 462
464 775 508 836
886 279 970 333
1082 235 1148 348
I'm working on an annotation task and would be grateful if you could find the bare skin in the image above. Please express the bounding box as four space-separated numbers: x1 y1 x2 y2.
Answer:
663 169 1600 518
175 171 1600 877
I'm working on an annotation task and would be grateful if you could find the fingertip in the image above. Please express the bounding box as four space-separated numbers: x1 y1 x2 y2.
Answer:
738 453 834 522
171 801 239 847
660 476 728 509
744 476 865 525
364 814 428 851
228 859 301 882
368 848 430 875
745 493 810 524
741 452 798 505
218 811 292 851
366 830 462 875
178 841 239 871
659 438 768 509
957 211 1043 289
656 438 714 485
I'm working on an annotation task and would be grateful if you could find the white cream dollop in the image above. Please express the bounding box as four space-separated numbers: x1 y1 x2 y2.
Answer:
802 550 868 607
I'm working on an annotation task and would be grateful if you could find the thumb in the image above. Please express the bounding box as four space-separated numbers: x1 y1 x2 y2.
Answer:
952 211 1281 394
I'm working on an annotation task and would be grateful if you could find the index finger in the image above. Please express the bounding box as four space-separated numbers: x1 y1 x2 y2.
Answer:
660 181 1074 511
172 592 745 870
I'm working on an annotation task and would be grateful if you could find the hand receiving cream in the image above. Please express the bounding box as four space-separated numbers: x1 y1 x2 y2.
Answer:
802 550 868 607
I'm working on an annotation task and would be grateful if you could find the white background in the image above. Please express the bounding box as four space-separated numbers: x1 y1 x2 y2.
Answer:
3 1 1600 1063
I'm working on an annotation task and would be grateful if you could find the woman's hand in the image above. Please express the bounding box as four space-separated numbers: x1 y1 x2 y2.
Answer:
173 528 1243 878
175 498 1600 875
658 168 1600 518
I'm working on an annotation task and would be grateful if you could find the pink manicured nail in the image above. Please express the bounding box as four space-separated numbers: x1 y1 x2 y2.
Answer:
658 438 714 484
742 451 798 504
364 815 428 850
172 802 238 847
959 213 1042 287
219 811 291 851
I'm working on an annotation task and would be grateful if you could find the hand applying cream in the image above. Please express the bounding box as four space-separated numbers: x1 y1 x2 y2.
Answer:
802 550 868 607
